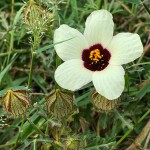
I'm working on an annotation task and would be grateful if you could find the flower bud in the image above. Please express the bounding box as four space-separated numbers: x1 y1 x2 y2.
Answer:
92 91 119 111
64 138 80 150
46 89 73 119
1 89 29 116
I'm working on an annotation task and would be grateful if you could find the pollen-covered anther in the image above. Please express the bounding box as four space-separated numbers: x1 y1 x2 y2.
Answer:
89 49 103 63
82 44 111 71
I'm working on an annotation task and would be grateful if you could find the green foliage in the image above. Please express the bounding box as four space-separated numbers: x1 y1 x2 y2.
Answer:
122 0 141 4
0 0 150 150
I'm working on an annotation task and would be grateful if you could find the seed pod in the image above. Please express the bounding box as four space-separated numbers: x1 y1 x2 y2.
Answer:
1 89 29 116
64 138 80 150
46 89 73 119
24 2 42 26
92 91 120 111
24 2 53 32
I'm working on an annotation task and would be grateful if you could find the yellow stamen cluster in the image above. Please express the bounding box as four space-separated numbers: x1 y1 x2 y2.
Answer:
89 49 103 63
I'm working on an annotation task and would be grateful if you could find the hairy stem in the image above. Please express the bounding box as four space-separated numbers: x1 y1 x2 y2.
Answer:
28 51 35 89
27 29 39 89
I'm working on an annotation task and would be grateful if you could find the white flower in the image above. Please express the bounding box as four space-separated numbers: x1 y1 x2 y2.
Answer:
54 10 143 100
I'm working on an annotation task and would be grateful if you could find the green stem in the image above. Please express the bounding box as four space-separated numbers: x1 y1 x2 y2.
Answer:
115 109 150 146
7 0 15 65
27 30 38 90
45 122 49 135
33 139 36 150
28 51 35 90
11 0 14 25
64 0 70 18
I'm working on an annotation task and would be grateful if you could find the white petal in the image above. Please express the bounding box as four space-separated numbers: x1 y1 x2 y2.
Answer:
92 65 125 100
108 33 143 65
84 9 114 48
55 59 93 91
54 24 89 61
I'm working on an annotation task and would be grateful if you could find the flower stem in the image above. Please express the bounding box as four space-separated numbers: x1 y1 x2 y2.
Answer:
115 109 150 146
11 0 14 23
28 51 35 90
27 30 38 90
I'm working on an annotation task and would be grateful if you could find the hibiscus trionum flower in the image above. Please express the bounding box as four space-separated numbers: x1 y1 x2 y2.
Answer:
54 10 143 100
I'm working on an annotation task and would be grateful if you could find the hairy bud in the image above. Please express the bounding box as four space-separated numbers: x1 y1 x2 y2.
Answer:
92 91 119 111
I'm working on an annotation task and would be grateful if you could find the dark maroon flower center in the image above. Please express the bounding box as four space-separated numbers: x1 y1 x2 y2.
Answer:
82 44 111 71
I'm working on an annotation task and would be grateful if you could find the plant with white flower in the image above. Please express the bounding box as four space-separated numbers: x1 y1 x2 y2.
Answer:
54 10 143 100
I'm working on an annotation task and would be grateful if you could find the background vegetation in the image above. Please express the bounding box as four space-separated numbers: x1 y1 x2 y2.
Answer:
0 0 150 149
